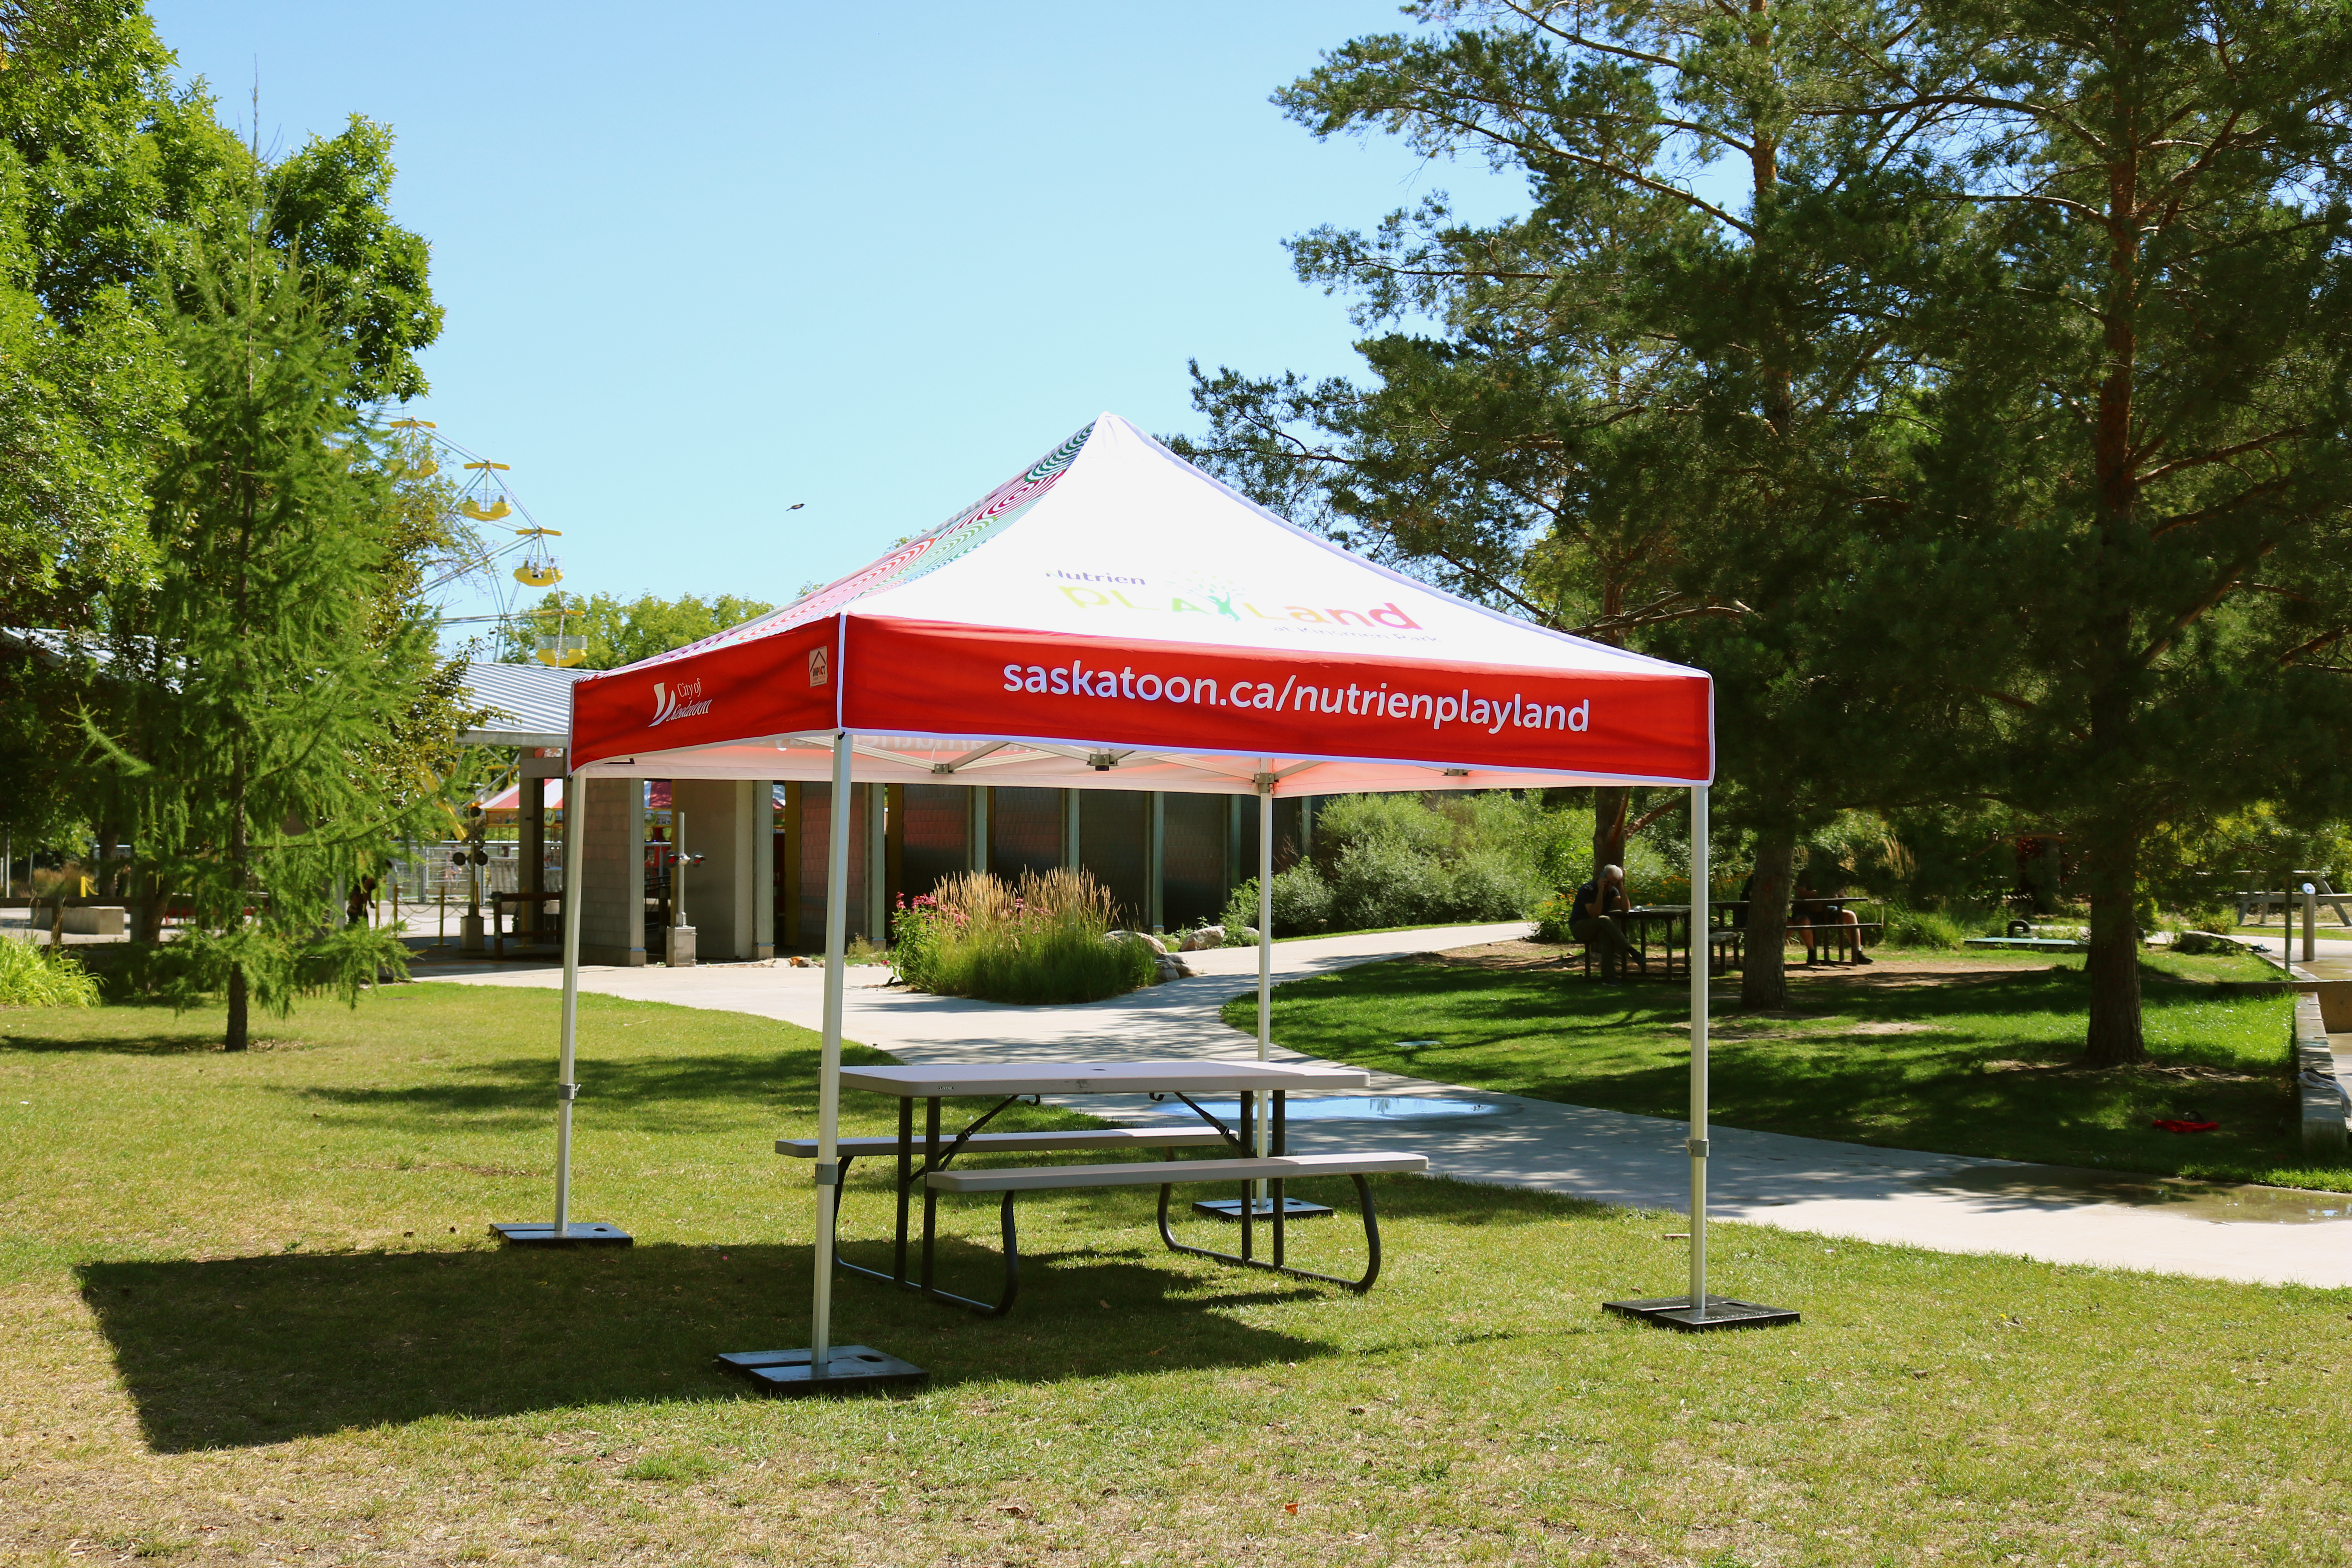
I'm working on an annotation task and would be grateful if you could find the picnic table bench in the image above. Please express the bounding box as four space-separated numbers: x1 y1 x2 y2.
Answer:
1579 901 1885 977
781 1060 1428 1317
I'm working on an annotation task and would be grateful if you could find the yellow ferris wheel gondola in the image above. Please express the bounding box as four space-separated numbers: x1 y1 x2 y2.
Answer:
459 459 513 523
385 418 439 479
513 526 564 588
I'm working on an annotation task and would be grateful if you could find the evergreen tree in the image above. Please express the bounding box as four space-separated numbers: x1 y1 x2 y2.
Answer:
91 242 446 1049
1181 0 1967 1005
1890 0 2352 1062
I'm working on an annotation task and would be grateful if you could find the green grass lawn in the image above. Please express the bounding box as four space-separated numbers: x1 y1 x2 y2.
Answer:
2 984 2348 1566
1225 944 2352 1192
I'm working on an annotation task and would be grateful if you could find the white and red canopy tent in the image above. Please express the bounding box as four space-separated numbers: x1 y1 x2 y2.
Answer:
566 414 1710 789
477 778 564 814
539 414 1728 1365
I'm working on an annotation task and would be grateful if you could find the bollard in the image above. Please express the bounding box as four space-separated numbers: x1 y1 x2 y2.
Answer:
2304 881 2318 964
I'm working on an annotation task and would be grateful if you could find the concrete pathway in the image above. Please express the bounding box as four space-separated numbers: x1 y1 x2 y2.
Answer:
421 925 2352 1290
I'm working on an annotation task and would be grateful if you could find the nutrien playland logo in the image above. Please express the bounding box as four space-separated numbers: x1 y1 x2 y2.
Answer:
1048 569 1426 633
650 678 713 727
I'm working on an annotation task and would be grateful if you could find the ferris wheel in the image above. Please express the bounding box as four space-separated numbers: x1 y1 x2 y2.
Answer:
390 419 586 666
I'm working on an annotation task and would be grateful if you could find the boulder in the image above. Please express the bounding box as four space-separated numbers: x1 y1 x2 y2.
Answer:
1107 930 1170 955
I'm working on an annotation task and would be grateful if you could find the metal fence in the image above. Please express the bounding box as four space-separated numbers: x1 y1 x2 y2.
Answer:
385 842 562 908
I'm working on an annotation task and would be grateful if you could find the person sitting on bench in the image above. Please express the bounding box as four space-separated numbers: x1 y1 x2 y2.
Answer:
1570 864 1638 980
1792 867 1871 965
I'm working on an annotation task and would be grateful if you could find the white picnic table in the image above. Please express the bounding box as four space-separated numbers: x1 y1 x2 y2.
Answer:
837 1058 1372 1099
793 1058 1423 1316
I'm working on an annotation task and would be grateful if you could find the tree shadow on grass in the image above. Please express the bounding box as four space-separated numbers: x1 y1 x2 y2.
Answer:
0 1003 225 1056
79 1236 1329 1453
1265 956 2299 1175
0 1028 224 1056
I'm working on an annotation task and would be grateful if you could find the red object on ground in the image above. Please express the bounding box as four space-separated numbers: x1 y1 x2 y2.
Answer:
2150 1119 2220 1133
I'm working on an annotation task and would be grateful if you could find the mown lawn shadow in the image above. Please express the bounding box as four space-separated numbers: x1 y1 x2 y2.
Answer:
0 1002 224 1055
80 1238 1330 1452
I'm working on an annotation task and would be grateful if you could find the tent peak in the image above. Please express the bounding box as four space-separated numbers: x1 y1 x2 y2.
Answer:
603 416 1104 678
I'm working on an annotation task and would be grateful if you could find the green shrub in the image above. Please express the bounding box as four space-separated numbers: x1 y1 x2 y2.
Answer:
0 938 102 1007
1325 835 1454 931
1220 862 1332 939
1212 791 1693 940
1533 890 1576 943
1440 848 1547 922
1882 906 1972 949
893 867 1156 1004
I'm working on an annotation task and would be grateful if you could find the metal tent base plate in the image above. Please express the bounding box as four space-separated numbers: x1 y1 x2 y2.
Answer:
1191 1196 1335 1221
1603 1294 1799 1332
490 1222 633 1247
715 1347 929 1396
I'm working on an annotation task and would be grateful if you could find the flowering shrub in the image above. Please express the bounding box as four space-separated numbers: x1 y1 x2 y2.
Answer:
893 868 1156 1004
1532 891 1577 943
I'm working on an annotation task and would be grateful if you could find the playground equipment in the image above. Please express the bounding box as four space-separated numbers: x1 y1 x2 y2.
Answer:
389 422 582 655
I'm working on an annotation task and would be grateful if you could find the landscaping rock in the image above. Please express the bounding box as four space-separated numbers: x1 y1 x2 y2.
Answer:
1106 930 1169 955
1156 956 1198 981
1176 926 1223 952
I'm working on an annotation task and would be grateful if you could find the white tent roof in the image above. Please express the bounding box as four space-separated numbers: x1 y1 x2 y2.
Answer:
569 414 1711 792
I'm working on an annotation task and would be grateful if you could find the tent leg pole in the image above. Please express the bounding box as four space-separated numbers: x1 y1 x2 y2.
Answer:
1687 784 1708 1321
1255 777 1274 1212
716 719 925 1394
493 769 630 1248
554 776 585 1238
1604 783 1793 1331
812 733 855 1373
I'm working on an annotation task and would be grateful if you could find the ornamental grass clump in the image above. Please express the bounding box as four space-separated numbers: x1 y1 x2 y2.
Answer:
892 867 1156 1004
0 938 102 1007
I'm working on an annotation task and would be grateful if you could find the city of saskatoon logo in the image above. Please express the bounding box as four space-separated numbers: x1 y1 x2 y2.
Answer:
650 678 712 727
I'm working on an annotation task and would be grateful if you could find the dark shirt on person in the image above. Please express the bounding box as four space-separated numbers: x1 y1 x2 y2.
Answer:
1571 880 1627 922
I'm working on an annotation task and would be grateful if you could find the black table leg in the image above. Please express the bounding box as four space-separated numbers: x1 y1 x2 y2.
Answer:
1272 1090 1287 1268
920 1096 941 1299
894 1096 913 1286
1238 1090 1254 1264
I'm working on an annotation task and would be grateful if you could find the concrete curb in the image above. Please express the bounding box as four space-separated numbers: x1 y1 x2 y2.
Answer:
2291 994 2350 1156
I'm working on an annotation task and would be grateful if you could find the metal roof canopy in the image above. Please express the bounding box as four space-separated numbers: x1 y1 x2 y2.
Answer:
458 661 591 750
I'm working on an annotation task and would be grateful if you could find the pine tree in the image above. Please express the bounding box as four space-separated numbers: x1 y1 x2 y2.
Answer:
1891 0 2352 1063
1180 0 1968 1006
91 239 446 1049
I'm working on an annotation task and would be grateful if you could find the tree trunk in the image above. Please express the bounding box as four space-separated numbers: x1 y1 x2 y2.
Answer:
1740 829 1797 1012
1592 787 1629 881
132 862 163 945
2079 121 2146 1071
2081 815 2146 1067
225 963 249 1053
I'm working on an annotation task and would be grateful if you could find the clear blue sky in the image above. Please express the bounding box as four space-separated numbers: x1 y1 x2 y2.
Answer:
147 2 1526 642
